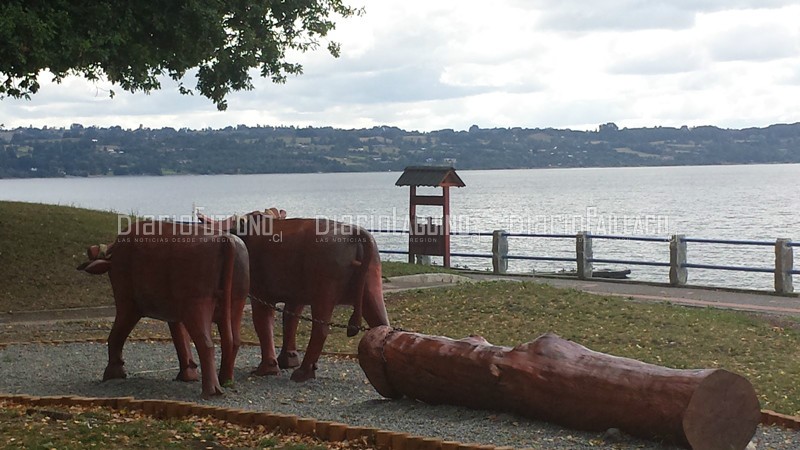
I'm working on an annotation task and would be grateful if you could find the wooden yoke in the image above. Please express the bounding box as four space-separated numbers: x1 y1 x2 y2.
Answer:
358 326 761 449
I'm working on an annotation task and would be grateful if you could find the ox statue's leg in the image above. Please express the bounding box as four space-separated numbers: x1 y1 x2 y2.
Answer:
251 298 279 376
104 303 141 381
183 300 223 397
291 299 335 382
218 297 246 386
168 322 199 382
277 303 303 369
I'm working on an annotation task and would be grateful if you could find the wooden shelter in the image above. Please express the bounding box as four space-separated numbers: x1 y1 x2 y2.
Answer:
395 166 465 267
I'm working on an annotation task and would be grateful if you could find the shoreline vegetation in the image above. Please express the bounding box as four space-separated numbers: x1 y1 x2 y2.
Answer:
2 122 800 178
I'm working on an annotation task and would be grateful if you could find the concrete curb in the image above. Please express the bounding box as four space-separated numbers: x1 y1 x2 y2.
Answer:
2 337 800 437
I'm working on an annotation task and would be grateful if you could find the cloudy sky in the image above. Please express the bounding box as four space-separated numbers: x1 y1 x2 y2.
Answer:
2 0 800 132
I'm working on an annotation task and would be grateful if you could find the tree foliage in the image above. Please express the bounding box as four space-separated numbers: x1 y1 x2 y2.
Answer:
0 0 358 110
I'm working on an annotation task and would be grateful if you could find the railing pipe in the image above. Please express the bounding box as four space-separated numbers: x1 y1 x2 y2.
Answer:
589 258 670 267
506 255 576 262
682 263 775 274
379 250 409 255
367 229 409 234
590 235 670 243
451 231 496 237
504 232 575 239
450 252 495 259
682 238 775 246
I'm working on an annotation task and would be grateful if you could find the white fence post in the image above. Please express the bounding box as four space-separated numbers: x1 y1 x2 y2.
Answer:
492 230 508 275
775 238 793 294
670 234 687 286
576 231 593 279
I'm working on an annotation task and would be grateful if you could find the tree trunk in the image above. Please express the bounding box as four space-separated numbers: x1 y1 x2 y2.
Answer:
358 326 760 450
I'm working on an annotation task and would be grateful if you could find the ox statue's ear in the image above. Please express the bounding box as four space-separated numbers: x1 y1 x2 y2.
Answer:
263 208 287 219
87 245 101 260
196 211 212 223
77 259 111 274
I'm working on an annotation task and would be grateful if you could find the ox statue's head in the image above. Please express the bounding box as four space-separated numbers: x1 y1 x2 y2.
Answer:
77 243 113 274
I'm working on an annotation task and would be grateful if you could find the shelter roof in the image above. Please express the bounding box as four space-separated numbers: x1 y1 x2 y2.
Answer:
394 166 466 187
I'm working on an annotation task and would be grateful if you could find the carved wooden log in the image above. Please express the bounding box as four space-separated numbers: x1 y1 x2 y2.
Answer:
358 326 761 449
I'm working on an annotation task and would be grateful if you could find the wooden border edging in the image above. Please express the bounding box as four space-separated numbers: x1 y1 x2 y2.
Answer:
0 393 497 450
761 410 800 430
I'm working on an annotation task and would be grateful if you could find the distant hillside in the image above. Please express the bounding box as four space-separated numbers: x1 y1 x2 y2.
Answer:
2 122 800 178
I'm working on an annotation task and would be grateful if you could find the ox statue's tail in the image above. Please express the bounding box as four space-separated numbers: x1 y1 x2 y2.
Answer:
346 227 388 336
218 235 237 356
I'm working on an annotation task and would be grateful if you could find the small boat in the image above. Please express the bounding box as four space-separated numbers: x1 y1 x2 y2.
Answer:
551 268 632 279
591 268 632 279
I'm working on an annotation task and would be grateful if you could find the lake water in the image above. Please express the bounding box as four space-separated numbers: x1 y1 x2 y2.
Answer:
2 164 798 291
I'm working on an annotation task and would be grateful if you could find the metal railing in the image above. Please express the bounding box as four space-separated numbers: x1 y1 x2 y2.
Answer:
368 229 798 294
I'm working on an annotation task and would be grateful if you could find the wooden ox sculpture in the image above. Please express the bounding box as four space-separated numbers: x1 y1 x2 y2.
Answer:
78 220 250 397
199 210 389 382
359 326 761 450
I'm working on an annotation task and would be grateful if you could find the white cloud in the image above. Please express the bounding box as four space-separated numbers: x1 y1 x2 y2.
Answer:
1 0 800 132
607 33 707 75
532 1 696 32
701 12 800 62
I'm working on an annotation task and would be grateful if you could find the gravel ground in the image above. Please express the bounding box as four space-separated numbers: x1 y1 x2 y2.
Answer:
1 341 797 449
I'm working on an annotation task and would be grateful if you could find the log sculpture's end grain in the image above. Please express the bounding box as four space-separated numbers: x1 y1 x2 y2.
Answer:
683 369 761 450
358 326 402 399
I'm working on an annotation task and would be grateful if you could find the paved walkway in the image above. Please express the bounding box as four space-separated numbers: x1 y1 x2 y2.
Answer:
470 273 800 316
2 273 799 324
385 272 800 316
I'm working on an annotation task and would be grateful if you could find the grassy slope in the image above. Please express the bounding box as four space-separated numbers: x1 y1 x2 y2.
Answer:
0 201 119 311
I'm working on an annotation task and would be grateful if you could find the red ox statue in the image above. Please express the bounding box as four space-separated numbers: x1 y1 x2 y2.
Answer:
199 210 390 382
78 220 250 397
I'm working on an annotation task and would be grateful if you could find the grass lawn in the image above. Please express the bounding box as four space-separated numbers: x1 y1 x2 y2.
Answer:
380 260 455 277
